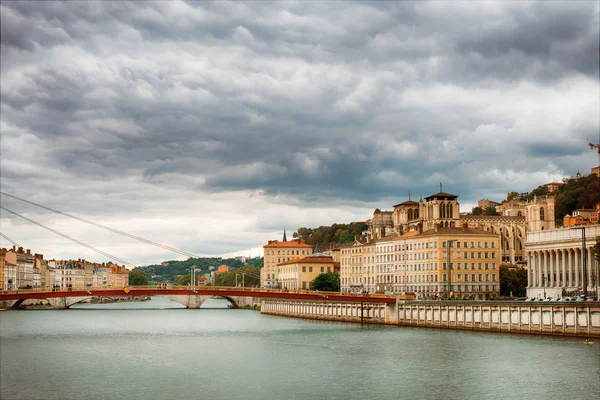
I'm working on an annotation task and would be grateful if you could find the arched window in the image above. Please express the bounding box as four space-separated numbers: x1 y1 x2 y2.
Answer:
447 203 453 218
408 210 413 221
440 203 445 219
540 207 545 221
414 209 419 220
517 211 522 217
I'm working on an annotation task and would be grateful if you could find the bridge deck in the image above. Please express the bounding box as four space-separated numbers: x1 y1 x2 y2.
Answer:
0 286 397 304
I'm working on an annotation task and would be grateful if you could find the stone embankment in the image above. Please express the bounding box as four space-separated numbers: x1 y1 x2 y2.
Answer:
261 299 600 338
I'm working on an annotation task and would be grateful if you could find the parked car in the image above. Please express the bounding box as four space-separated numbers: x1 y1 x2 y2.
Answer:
515 297 527 301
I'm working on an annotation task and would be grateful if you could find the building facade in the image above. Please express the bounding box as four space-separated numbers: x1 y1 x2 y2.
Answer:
526 225 599 299
369 188 555 265
262 235 313 288
277 251 339 290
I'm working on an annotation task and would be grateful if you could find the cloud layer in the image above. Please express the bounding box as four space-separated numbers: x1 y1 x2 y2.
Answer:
1 1 599 264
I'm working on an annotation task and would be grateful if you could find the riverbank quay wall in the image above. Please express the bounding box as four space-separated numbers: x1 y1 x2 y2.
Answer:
261 299 600 337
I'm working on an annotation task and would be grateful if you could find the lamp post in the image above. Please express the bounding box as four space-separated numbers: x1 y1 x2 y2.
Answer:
190 266 198 289
542 274 546 299
571 227 587 297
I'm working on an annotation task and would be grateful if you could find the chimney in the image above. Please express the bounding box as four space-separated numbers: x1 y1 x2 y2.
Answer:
18 246 23 253
26 249 31 255
12 245 16 252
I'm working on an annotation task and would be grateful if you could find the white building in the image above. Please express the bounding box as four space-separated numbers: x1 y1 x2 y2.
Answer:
526 225 599 299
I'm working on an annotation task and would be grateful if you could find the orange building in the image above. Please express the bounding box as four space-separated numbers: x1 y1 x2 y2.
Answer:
197 276 208 286
216 265 230 274
262 230 313 288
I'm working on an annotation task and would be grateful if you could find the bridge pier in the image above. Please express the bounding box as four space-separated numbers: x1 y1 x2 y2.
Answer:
384 298 400 325
47 297 91 309
163 295 211 309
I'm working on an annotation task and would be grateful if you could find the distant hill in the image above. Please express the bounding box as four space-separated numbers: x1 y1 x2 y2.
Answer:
135 256 264 283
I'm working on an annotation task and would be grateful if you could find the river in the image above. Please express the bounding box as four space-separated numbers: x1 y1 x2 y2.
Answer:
1 297 598 400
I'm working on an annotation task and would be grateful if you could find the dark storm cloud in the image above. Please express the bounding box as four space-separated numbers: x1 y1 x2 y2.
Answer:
1 0 598 210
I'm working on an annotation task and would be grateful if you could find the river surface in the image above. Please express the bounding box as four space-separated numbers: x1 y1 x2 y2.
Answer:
1 298 599 400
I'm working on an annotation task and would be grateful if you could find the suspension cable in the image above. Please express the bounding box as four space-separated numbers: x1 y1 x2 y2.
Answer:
0 231 20 247
0 206 136 268
0 191 201 259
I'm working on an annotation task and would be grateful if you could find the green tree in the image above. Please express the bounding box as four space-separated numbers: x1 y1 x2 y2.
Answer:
484 206 500 216
174 275 191 286
215 266 261 287
507 191 519 201
499 265 527 297
311 272 340 292
128 269 149 286
471 207 484 215
554 174 599 220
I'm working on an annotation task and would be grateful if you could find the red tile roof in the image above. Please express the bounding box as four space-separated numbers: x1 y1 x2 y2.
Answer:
263 240 312 248
278 257 339 266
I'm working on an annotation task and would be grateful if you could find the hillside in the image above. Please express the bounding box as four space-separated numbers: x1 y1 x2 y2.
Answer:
293 222 368 249
134 256 264 283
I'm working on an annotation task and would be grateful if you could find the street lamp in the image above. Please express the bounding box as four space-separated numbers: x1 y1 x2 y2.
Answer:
571 227 587 297
542 274 546 299
190 266 199 289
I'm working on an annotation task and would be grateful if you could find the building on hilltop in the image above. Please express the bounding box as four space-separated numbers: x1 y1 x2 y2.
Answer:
368 185 555 265
544 182 563 193
261 231 313 288
477 199 501 210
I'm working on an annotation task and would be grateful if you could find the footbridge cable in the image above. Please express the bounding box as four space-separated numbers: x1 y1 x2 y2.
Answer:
0 191 201 259
0 231 21 248
0 205 136 268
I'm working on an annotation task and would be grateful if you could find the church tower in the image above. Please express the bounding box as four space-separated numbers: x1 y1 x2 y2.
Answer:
423 183 461 230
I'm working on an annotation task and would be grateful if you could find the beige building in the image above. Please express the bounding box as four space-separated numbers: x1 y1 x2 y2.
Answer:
544 182 563 193
0 248 17 290
339 239 376 293
369 187 555 265
262 232 313 288
343 224 501 299
277 249 339 290
526 225 599 299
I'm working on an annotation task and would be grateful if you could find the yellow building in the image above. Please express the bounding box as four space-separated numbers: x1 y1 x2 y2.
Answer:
277 249 340 290
262 231 313 288
341 224 501 299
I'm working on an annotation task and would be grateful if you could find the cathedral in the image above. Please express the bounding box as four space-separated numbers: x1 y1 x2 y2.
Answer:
368 186 555 264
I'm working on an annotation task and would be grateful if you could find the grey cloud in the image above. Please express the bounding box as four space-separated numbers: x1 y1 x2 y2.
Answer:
1 0 599 211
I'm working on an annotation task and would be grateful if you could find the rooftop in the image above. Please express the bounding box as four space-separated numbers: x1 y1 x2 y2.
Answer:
263 240 312 248
278 256 339 266
424 191 458 201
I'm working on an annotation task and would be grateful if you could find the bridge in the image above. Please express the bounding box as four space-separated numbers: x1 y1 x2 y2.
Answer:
0 286 397 310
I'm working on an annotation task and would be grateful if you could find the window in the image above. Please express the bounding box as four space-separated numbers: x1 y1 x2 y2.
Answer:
485 252 489 258
321 266 324 273
478 252 482 258
302 266 306 272
485 263 489 270
540 207 545 221
478 263 482 270
478 274 482 281
464 274 469 282
309 267 313 272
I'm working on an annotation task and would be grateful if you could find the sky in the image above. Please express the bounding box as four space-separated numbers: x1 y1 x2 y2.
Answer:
1 1 599 266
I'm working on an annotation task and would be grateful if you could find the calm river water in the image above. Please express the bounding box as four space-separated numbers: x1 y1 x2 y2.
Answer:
1 298 599 400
